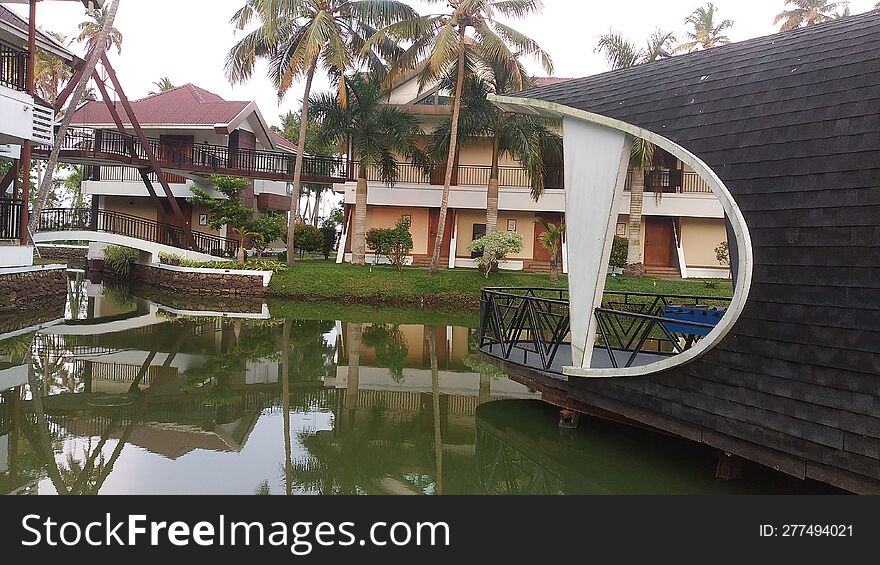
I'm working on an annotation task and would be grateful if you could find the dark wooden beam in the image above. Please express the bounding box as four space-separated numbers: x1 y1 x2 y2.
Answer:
19 0 37 244
91 71 174 228
98 53 194 249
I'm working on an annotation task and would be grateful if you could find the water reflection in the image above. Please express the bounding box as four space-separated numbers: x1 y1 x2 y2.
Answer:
0 279 831 495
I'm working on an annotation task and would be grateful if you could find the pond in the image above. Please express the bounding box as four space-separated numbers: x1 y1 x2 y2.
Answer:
0 274 837 495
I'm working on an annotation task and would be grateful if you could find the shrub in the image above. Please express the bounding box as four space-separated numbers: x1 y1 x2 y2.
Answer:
293 223 323 258
365 227 390 264
610 237 628 269
715 241 730 267
320 225 337 260
103 245 138 277
176 259 288 273
158 252 182 266
385 217 414 271
244 213 286 259
468 231 524 278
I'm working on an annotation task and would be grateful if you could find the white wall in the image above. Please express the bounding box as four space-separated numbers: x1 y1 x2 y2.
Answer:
0 86 36 144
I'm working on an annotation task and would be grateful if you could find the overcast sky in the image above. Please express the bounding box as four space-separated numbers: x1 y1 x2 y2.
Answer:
11 0 878 128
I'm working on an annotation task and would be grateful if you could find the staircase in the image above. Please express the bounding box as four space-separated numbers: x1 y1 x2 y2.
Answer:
523 261 552 274
644 266 682 279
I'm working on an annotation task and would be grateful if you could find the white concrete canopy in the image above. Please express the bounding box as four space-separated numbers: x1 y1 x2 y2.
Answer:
489 94 754 378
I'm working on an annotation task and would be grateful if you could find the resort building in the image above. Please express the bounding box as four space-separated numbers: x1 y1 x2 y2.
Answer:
333 70 730 277
71 83 298 251
1 3 79 266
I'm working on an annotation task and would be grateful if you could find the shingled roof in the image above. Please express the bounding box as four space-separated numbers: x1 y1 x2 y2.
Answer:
71 84 251 127
503 12 880 492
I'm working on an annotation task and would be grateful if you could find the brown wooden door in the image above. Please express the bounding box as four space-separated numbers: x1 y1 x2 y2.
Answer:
644 217 673 267
159 134 194 183
533 213 562 262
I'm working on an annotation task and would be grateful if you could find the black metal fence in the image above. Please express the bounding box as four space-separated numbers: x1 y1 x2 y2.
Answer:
37 208 240 257
0 41 27 91
0 198 23 240
479 288 732 373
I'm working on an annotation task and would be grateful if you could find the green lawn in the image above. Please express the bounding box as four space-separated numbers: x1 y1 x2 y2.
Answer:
267 260 733 307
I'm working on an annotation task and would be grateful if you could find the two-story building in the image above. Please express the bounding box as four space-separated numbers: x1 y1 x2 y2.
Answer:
333 70 730 278
1 2 81 266
71 83 298 248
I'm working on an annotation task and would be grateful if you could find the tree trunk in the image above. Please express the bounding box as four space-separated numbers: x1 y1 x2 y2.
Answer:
351 176 368 265
485 133 501 237
550 251 559 283
426 326 443 495
624 169 645 277
30 0 120 236
281 319 292 496
429 32 466 274
311 188 321 226
286 58 318 268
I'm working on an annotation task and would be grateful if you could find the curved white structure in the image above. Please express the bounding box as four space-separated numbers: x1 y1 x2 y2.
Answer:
490 95 753 378
32 230 217 263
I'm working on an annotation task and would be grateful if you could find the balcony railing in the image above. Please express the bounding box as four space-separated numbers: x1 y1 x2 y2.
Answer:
624 169 713 194
0 42 27 92
479 288 732 373
0 198 24 240
42 127 346 183
349 161 565 190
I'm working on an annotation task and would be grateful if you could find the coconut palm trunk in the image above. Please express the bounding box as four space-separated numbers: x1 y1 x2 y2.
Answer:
429 34 466 274
625 170 646 276
31 0 120 235
282 319 292 496
486 134 501 237
287 58 318 267
352 165 369 265
549 249 560 282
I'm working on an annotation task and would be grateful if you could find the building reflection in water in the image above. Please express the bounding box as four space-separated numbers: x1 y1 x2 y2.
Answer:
0 281 541 495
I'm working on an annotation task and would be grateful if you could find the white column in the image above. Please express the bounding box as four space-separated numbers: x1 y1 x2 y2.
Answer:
447 210 458 269
563 118 631 369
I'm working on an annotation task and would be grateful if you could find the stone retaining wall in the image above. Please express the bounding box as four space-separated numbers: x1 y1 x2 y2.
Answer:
0 267 68 311
132 264 268 296
36 245 89 261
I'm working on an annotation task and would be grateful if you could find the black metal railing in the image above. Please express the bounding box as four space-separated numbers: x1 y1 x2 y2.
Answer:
37 208 240 257
0 198 24 240
624 169 712 194
349 161 565 189
479 288 732 373
44 127 346 182
0 41 27 91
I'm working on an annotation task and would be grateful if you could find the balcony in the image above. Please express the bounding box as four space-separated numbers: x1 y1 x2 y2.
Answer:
348 160 565 190
624 169 713 195
0 41 27 92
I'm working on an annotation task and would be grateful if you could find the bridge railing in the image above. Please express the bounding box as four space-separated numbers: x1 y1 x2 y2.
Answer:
479 288 732 373
37 208 240 257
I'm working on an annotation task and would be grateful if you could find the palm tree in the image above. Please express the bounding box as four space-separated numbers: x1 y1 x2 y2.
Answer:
34 32 72 104
623 138 656 276
77 6 124 55
226 0 417 268
311 74 425 265
149 77 174 94
595 29 676 70
428 63 562 252
775 1 849 32
370 0 554 273
535 217 564 282
676 3 733 53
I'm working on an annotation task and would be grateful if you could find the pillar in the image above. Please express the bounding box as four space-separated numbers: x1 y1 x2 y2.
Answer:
562 118 631 369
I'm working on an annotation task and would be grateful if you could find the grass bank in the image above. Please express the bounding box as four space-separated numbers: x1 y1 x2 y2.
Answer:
267 261 733 307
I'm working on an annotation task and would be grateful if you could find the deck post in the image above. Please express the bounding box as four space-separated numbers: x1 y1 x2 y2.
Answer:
562 118 631 369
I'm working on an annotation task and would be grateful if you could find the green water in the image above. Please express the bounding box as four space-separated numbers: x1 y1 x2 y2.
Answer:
0 279 834 495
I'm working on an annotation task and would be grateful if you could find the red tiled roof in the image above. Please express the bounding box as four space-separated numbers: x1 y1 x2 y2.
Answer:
70 84 251 127
269 130 299 152
535 77 577 87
